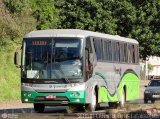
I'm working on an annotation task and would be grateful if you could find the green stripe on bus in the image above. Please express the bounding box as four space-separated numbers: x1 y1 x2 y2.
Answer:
95 72 108 84
98 72 140 103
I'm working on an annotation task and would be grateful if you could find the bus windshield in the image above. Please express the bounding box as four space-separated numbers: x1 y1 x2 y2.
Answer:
23 38 82 81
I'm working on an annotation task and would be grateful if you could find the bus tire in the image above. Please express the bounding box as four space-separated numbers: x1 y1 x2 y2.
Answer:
151 100 155 104
108 102 118 108
120 89 126 108
87 90 97 112
75 105 85 112
144 99 148 104
34 103 45 113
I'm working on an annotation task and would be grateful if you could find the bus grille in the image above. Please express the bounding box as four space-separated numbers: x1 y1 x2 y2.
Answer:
34 96 68 101
152 92 160 95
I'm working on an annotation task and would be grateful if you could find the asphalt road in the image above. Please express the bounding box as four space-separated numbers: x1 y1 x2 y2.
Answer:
1 99 160 119
0 99 149 119
0 106 108 119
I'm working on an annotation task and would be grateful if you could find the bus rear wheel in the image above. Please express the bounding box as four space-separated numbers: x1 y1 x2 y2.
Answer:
34 103 45 113
108 102 118 108
120 89 126 108
144 99 148 104
151 100 155 104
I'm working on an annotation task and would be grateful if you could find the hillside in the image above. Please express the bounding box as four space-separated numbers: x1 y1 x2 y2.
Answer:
0 0 21 101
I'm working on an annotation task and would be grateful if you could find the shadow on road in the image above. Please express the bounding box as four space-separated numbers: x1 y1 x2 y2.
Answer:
0 108 34 114
0 106 68 114
91 109 160 119
2 104 160 119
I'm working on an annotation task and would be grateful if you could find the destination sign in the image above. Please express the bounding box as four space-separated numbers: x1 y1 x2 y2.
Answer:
32 41 47 45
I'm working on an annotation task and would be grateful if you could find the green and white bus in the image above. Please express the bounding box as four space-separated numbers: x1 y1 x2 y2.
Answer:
14 29 140 112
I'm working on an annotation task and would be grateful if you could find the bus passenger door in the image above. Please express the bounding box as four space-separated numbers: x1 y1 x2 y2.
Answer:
85 37 96 80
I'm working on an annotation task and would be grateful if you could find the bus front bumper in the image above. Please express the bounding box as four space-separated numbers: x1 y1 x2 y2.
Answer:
21 91 86 105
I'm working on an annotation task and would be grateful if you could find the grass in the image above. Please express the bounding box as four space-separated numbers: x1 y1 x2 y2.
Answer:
0 42 21 102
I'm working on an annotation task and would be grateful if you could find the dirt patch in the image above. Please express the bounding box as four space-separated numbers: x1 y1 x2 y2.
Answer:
0 100 32 109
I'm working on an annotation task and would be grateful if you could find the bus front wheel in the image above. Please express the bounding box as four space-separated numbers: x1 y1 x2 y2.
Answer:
87 90 97 112
34 103 45 113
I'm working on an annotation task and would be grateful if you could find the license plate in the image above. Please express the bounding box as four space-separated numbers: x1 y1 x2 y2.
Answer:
45 95 56 99
152 95 160 98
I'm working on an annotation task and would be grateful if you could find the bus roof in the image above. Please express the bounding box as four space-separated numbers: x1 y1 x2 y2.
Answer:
24 29 138 44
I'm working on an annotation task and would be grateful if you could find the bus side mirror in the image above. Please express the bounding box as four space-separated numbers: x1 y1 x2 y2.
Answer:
14 48 21 68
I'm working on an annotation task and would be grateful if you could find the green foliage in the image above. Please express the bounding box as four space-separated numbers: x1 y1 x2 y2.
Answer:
3 0 29 14
2 0 160 59
55 0 117 34
33 0 58 30
55 0 160 59
112 0 137 36
130 0 160 59
0 43 20 102
148 63 154 73
0 0 32 101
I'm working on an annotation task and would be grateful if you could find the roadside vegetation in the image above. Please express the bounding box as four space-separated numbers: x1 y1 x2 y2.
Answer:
0 0 160 101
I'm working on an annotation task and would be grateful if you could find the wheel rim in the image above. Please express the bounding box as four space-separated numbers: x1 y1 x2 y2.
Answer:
121 90 125 107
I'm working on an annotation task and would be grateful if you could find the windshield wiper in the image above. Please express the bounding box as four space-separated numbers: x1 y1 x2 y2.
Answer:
67 56 81 60
45 80 58 84
61 78 70 83
55 56 81 62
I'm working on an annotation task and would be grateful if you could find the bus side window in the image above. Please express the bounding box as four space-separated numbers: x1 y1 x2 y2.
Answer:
131 45 136 63
124 43 127 63
136 45 139 64
116 42 120 62
112 41 118 62
104 40 112 61
112 41 120 62
128 44 132 63
93 38 102 61
112 41 115 61
104 40 108 61
128 44 130 63
120 43 124 63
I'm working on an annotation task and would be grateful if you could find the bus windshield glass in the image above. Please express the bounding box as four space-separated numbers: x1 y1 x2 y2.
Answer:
23 38 82 81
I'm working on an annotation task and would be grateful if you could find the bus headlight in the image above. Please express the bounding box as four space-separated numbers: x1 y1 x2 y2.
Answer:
24 99 28 102
23 93 32 97
76 99 80 102
28 94 32 97
70 92 80 97
145 90 150 94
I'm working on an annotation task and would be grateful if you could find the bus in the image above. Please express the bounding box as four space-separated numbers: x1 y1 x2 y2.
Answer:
14 29 140 112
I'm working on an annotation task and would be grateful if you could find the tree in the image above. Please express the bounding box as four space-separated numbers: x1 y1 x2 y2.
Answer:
33 0 58 30
55 0 117 34
148 63 154 73
111 0 137 37
130 0 160 59
2 0 160 59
